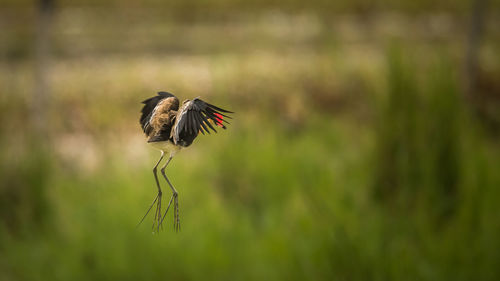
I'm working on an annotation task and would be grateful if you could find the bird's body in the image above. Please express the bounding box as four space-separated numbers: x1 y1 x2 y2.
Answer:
148 141 182 156
139 91 232 232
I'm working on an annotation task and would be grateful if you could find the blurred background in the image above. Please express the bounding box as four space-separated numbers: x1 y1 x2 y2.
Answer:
1 0 500 280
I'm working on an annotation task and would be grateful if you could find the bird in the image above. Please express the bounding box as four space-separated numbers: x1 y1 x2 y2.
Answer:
138 91 233 232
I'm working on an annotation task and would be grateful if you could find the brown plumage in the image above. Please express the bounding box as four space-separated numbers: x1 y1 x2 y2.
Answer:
147 97 179 140
138 91 233 232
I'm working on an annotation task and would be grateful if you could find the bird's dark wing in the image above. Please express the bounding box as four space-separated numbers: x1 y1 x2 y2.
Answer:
140 92 178 136
172 98 233 145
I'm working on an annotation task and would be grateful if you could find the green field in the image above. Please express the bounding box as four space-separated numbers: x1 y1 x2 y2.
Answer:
1 3 500 281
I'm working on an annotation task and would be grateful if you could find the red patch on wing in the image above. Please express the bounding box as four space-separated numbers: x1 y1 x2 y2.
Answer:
214 113 223 127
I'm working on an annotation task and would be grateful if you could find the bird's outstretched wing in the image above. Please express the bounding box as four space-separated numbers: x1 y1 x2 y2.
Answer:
173 98 233 145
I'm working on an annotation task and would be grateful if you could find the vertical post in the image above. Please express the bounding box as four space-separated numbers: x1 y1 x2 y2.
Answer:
464 0 487 99
33 0 54 141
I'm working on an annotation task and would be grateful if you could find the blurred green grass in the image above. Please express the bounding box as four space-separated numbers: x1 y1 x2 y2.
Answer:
1 5 500 281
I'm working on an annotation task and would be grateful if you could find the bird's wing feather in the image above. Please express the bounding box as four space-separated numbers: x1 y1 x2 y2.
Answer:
173 98 233 144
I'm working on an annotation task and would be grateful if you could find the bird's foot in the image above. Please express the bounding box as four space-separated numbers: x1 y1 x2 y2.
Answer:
173 193 180 232
160 192 178 231
151 192 163 233
137 193 159 229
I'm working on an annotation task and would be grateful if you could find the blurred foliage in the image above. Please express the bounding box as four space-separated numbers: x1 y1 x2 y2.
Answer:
0 0 477 15
1 2 500 281
0 144 51 232
374 48 462 220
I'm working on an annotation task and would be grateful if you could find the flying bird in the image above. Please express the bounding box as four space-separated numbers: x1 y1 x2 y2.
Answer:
139 91 233 232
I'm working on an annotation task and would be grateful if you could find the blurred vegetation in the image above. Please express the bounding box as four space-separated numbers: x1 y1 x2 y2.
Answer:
0 0 478 15
1 1 500 281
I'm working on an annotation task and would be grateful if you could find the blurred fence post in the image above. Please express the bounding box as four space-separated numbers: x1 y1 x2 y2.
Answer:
33 0 55 141
465 0 487 98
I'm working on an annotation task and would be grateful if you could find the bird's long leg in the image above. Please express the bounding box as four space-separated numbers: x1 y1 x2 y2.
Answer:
159 156 180 232
138 151 164 232
159 156 174 225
